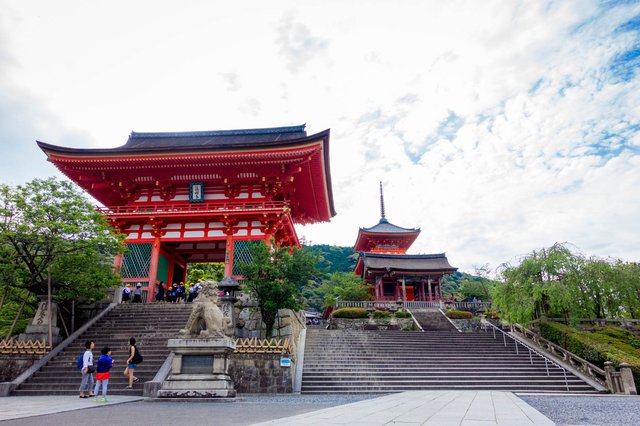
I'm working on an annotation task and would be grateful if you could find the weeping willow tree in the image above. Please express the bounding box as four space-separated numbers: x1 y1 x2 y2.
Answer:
491 243 640 325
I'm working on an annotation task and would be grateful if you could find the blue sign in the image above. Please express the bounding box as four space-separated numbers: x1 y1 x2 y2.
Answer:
280 357 292 368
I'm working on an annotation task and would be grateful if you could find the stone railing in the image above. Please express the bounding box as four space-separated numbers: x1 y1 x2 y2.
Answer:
335 300 492 311
335 301 397 309
511 323 636 394
0 339 49 356
233 337 290 354
449 301 492 311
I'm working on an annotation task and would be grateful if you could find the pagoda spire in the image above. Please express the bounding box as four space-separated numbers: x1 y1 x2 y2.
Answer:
379 181 387 222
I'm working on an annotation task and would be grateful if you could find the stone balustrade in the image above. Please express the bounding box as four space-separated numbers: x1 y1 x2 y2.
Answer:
511 323 637 395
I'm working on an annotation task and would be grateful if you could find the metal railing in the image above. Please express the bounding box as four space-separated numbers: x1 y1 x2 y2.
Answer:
511 323 609 390
481 319 571 391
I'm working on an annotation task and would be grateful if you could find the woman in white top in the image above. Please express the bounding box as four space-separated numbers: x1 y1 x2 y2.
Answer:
79 340 95 398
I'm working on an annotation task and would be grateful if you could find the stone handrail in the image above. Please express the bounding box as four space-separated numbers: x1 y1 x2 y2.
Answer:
511 323 607 388
512 323 636 394
143 352 174 398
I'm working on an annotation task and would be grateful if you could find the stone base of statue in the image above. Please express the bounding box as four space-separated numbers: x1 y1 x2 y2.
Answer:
157 337 236 398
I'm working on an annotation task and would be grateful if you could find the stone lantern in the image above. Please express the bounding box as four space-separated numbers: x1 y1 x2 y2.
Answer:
218 277 240 303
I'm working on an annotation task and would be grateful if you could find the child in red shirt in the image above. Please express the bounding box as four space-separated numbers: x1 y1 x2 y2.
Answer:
93 346 113 402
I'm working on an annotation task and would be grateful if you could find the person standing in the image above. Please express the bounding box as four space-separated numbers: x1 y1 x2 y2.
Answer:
93 346 113 403
78 340 95 398
132 283 143 303
155 281 165 303
124 337 142 389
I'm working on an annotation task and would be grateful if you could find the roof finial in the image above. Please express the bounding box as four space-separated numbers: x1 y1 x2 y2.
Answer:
379 181 386 220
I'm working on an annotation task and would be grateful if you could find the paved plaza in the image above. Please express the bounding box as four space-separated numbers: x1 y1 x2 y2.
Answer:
1 391 639 425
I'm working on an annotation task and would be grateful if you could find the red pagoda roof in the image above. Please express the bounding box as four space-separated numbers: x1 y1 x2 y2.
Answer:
37 125 336 225
355 252 457 276
353 218 420 253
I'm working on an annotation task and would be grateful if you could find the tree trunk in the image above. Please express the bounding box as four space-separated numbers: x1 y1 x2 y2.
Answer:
5 299 27 340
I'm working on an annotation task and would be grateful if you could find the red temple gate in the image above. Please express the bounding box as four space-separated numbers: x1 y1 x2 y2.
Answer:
38 125 335 302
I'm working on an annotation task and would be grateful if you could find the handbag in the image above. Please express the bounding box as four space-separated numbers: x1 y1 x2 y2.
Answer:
87 366 96 374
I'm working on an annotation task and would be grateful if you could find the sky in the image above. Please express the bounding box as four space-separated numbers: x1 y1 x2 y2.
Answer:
1 0 639 274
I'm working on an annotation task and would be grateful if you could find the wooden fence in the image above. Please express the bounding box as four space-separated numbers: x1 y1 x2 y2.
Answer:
0 339 49 356
233 337 290 354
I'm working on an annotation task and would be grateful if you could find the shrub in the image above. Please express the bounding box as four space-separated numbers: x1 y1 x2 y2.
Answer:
331 308 368 319
446 310 472 319
373 310 391 318
539 321 640 388
396 311 411 318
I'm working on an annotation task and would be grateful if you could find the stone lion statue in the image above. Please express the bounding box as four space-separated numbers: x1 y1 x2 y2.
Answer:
179 281 230 338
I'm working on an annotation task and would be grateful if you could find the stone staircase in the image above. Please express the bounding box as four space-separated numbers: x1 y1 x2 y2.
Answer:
13 303 192 396
410 309 458 331
301 328 599 394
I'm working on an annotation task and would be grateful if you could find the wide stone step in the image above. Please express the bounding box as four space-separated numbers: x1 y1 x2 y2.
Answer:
301 385 597 393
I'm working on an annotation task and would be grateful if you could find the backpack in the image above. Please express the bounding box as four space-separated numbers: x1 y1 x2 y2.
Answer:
77 353 84 370
131 346 143 364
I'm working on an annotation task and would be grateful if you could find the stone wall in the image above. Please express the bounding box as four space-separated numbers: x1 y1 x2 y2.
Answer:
228 353 292 393
449 318 482 332
329 318 417 331
0 355 38 382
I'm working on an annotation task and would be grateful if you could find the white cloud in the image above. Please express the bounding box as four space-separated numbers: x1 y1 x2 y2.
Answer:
1 0 639 272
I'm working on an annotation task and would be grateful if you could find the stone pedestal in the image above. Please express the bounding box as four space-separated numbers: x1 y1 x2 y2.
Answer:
18 297 61 346
158 337 236 398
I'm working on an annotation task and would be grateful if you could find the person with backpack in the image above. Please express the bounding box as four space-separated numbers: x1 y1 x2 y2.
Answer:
78 340 95 398
121 285 131 303
93 346 113 403
124 336 142 389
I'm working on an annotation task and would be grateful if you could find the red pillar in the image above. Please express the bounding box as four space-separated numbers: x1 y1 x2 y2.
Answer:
147 236 161 303
224 233 235 277
438 281 443 300
113 253 124 274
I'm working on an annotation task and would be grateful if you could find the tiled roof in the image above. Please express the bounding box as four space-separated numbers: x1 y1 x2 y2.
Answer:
362 253 457 272
123 124 307 150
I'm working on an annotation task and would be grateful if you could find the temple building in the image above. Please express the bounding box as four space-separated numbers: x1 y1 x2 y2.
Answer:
38 125 335 302
353 183 457 302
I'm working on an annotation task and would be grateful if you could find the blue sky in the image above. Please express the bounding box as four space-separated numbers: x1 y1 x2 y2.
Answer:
1 0 639 273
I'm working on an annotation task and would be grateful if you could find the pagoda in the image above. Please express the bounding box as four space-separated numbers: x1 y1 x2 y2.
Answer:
353 183 456 302
38 124 335 302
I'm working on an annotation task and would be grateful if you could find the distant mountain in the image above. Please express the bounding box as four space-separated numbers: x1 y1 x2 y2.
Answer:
303 244 359 277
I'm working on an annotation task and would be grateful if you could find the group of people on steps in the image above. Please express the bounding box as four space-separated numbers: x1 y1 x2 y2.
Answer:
78 337 142 402
121 281 204 304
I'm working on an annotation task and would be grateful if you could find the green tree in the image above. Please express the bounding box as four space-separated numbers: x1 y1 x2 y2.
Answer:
237 241 318 337
492 243 640 325
186 263 224 285
0 178 124 333
316 272 372 306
